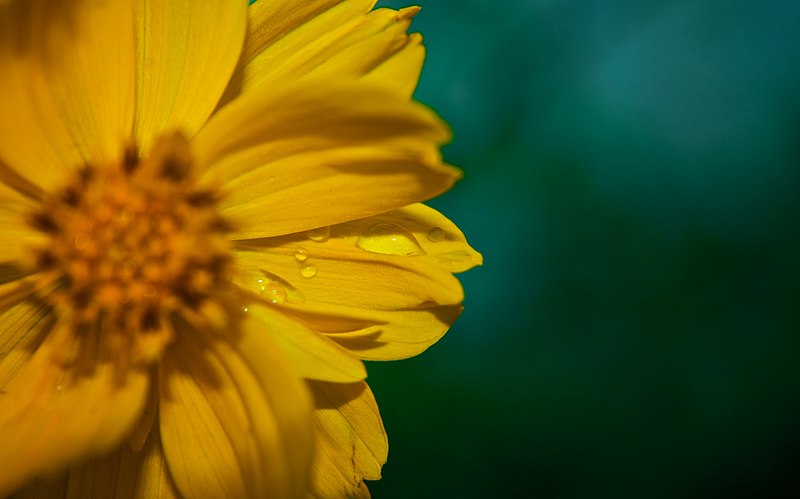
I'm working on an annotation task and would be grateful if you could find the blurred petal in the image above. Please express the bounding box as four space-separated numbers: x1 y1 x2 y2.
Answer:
160 312 314 499
308 380 387 498
16 420 180 499
133 0 247 151
0 179 44 266
224 1 424 102
195 80 458 239
0 328 150 497
0 300 51 389
242 301 366 383
0 0 136 190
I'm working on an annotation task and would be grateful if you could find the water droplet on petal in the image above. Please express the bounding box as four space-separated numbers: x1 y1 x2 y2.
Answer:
306 226 330 242
242 306 249 313
427 227 445 242
56 385 63 391
356 223 427 256
268 284 287 303
300 265 316 278
294 248 308 262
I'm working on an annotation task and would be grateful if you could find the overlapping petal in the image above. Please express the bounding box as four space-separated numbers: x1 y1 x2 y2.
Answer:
0 300 51 389
0 179 43 266
223 0 425 102
242 301 366 383
15 422 180 499
0 328 150 497
308 380 387 498
285 301 464 361
159 311 314 499
231 204 480 359
0 0 136 191
195 80 458 240
133 0 248 151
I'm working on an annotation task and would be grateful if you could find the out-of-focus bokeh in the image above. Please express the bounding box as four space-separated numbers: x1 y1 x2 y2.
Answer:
370 1 800 497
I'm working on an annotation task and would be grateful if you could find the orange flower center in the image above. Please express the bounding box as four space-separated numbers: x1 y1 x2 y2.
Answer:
27 133 231 361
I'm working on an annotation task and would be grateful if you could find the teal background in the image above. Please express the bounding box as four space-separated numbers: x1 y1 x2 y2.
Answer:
367 1 800 497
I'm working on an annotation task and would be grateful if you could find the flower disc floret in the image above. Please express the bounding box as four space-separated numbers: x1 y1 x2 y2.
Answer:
27 133 231 361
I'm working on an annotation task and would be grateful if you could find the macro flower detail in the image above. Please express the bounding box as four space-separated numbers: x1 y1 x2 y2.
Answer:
0 0 481 498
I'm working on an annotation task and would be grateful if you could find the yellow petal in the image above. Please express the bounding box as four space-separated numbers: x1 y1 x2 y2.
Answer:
308 380 387 498
223 1 425 102
286 301 464 361
195 80 459 239
233 305 316 499
159 311 314 499
241 300 366 383
132 0 247 151
362 31 426 98
233 242 463 311
0 328 150 497
0 179 44 266
0 299 51 390
334 203 483 273
0 275 37 312
0 0 136 191
238 0 343 65
15 419 180 499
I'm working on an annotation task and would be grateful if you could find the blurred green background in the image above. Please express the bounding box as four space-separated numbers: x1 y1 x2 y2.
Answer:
368 1 800 497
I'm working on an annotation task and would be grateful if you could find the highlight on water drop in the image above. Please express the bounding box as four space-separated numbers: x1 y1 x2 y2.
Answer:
356 223 427 256
427 226 445 242
294 248 308 262
306 226 330 242
299 264 316 278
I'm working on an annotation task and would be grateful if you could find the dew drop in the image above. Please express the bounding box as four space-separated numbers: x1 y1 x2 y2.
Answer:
267 285 287 304
427 227 445 242
56 385 63 392
242 306 249 313
300 265 316 278
306 226 330 242
294 248 308 262
356 223 427 256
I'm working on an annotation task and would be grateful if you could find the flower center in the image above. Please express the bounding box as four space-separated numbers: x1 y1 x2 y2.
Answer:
28 133 231 361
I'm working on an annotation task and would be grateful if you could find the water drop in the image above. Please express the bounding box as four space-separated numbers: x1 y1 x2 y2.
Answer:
56 385 63 392
242 306 249 313
267 285 287 303
294 248 308 262
306 226 330 242
427 227 445 242
356 223 427 256
300 265 316 278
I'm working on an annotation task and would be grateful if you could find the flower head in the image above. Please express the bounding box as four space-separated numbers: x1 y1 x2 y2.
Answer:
0 0 481 497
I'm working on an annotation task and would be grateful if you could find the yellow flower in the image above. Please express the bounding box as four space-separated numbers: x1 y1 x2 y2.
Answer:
0 0 481 497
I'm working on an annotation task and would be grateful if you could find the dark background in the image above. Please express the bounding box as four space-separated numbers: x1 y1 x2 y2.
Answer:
368 1 800 497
